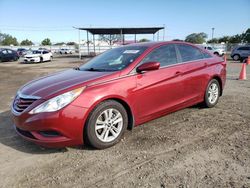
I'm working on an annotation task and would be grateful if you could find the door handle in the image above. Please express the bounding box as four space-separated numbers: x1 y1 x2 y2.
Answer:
175 71 182 75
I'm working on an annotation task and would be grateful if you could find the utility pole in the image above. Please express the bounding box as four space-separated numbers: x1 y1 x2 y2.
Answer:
212 28 215 40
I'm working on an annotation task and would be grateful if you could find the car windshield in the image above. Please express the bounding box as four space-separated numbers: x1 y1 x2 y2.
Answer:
32 50 42 54
79 46 148 72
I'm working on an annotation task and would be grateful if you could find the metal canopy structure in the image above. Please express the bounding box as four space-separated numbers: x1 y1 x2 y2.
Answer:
77 27 164 35
74 26 165 58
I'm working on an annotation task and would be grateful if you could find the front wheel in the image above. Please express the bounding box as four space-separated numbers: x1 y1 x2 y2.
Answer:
204 79 220 108
84 100 128 149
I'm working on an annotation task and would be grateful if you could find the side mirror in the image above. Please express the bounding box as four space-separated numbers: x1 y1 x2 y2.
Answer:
136 62 160 73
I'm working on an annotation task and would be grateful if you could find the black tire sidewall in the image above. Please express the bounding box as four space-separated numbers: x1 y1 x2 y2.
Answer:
84 100 128 149
204 79 220 108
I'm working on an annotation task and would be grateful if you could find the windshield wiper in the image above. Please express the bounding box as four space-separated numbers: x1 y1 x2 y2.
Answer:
84 68 109 72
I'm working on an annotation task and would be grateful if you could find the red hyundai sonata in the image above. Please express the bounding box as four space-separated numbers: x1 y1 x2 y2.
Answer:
11 42 226 149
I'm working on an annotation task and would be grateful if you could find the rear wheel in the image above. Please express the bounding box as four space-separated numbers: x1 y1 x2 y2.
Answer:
40 57 43 63
233 54 240 61
84 100 128 149
204 79 220 108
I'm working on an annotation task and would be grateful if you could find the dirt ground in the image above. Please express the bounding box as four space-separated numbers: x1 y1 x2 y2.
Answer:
0 56 249 188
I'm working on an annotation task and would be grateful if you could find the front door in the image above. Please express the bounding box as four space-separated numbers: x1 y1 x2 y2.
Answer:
133 44 185 122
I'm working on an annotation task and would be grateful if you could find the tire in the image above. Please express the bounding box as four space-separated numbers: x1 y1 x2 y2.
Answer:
204 79 220 108
84 100 128 149
50 56 53 62
214 52 219 56
40 57 43 63
233 54 240 61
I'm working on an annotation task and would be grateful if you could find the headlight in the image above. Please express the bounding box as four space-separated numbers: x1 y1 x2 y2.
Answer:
29 87 85 114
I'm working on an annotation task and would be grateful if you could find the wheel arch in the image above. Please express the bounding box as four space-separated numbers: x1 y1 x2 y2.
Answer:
211 75 223 96
85 96 135 130
108 98 134 130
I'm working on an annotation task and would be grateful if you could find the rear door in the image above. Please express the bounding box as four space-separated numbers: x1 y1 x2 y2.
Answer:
176 44 209 103
7 50 14 61
238 47 250 58
42 51 50 61
133 44 185 121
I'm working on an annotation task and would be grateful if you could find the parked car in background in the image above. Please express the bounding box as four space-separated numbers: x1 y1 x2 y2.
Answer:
201 45 225 56
0 48 19 62
23 50 53 63
58 48 73 54
231 45 250 61
12 42 226 149
17 48 28 57
38 47 51 52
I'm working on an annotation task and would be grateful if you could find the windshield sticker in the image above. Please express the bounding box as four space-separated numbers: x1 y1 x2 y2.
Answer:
123 50 140 54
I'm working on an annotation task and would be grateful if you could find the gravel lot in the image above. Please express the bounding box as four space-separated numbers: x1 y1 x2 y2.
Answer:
0 56 249 188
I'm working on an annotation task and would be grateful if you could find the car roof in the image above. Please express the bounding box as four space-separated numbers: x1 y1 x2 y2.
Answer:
124 41 198 49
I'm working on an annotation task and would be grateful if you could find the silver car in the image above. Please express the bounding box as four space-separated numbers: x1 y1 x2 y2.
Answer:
231 45 250 61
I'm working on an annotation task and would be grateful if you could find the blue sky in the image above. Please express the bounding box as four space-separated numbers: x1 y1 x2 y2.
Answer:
0 0 249 43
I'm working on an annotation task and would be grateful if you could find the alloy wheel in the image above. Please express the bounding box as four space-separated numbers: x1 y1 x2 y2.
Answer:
95 108 123 142
208 83 219 104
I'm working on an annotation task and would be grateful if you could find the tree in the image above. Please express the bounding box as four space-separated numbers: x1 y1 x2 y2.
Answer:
41 38 51 45
242 28 250 43
99 35 121 45
67 42 76 45
0 33 18 46
138 38 150 42
20 39 33 46
54 42 65 45
218 36 231 43
207 38 219 44
228 34 242 43
172 39 183 41
185 32 207 44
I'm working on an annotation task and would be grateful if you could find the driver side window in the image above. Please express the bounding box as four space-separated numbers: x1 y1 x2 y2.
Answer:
140 44 178 67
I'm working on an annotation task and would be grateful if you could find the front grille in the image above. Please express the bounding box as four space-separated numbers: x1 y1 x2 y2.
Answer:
13 95 37 113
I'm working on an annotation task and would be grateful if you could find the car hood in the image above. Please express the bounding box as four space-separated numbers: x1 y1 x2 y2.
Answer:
24 54 41 58
19 69 116 99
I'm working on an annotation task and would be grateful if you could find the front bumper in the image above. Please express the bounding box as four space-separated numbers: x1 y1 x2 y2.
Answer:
12 104 89 148
23 57 40 63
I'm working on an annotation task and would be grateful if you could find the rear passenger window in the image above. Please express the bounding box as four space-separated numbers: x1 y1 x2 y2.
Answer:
238 47 250 51
141 44 177 67
177 44 204 62
7 50 13 54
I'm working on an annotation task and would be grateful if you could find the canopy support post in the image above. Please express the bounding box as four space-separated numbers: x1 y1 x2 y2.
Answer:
78 29 81 59
93 34 96 55
87 30 89 56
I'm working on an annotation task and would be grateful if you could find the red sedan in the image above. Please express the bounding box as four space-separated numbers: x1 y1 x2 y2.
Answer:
11 41 226 149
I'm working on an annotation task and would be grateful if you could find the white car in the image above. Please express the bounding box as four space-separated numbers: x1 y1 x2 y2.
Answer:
203 46 225 56
23 50 53 63
59 48 73 54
